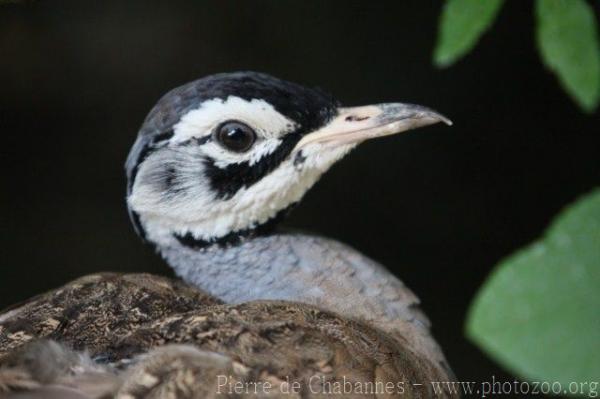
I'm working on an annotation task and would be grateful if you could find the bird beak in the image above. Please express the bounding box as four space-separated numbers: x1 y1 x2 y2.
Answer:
296 103 452 148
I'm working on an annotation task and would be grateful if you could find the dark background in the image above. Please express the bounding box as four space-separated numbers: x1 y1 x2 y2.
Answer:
1 0 599 391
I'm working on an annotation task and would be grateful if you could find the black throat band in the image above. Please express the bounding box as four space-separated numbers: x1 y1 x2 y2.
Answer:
173 203 297 250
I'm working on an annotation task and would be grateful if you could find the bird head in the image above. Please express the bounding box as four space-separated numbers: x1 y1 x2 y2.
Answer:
126 72 450 248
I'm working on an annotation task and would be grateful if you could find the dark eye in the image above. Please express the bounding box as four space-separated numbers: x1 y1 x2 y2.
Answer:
214 121 256 153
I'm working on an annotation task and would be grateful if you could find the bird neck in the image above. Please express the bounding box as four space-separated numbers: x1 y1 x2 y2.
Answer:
157 232 438 363
158 233 310 304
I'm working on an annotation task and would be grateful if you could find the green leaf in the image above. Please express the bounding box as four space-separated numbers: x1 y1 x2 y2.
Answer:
433 0 505 67
467 188 600 393
536 0 600 113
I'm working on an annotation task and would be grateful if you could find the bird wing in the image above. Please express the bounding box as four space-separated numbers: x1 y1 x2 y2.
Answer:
0 273 221 360
0 274 457 398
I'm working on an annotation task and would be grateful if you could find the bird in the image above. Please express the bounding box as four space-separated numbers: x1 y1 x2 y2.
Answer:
0 71 456 398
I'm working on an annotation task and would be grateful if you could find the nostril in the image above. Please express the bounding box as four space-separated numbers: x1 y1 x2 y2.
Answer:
345 115 370 122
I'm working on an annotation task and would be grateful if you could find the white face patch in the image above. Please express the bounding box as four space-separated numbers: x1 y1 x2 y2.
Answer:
173 96 297 142
170 96 297 167
129 142 355 246
127 95 354 246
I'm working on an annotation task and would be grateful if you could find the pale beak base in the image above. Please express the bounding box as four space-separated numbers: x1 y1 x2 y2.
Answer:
296 103 452 148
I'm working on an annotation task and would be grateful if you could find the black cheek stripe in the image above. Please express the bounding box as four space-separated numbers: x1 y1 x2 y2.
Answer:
203 132 302 200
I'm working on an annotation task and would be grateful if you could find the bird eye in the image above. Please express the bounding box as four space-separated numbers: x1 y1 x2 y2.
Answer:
214 121 256 153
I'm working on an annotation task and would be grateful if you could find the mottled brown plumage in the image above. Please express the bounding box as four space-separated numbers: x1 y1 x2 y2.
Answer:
0 273 219 360
0 274 456 398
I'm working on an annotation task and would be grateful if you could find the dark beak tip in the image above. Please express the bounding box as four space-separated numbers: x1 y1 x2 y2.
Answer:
385 103 452 127
414 112 452 127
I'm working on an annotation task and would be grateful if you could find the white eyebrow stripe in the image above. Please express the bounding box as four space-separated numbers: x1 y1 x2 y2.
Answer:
172 96 297 144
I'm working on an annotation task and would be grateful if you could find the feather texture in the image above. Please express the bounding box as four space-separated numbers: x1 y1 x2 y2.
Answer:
0 274 457 398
